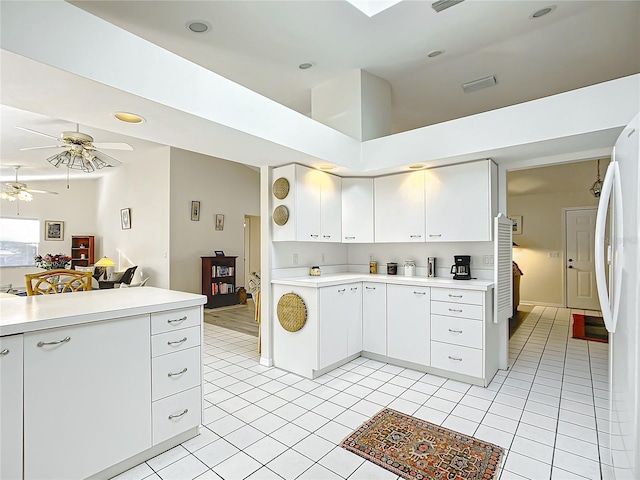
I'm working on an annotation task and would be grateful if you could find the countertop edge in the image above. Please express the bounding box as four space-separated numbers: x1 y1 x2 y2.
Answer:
272 274 494 290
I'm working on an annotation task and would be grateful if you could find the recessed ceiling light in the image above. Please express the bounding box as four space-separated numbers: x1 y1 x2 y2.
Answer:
409 164 425 169
427 50 444 58
531 5 556 18
299 62 314 70
319 165 335 170
187 21 210 33
113 112 145 124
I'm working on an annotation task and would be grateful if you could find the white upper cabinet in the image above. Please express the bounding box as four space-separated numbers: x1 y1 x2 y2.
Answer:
342 178 374 243
374 171 425 243
272 164 341 242
425 160 497 242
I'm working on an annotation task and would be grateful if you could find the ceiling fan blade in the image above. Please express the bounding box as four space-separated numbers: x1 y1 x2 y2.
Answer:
91 142 134 151
92 149 123 166
25 188 59 195
19 145 65 151
15 126 60 141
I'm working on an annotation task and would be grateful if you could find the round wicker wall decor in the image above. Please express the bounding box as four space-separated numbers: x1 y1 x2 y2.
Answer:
273 205 289 226
273 177 290 200
277 293 307 332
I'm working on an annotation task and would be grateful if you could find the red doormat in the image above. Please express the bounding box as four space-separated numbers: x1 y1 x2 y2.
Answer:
341 408 504 480
572 313 608 343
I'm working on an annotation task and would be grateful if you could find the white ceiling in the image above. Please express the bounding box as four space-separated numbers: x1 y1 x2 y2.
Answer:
1 0 639 182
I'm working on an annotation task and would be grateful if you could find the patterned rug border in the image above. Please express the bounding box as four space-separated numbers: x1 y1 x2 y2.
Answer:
572 313 608 343
340 407 504 480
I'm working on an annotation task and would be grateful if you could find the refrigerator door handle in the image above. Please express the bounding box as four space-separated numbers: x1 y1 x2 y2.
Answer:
595 159 623 333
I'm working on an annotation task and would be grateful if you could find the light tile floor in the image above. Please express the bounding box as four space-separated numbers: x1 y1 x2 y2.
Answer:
114 305 610 480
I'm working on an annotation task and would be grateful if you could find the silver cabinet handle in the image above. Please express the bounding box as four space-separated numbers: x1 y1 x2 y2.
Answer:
310 234 319 238
167 316 187 324
323 235 331 238
0 349 9 356
448 356 463 361
410 235 422 238
413 291 426 295
448 329 463 334
365 286 376 290
429 234 442 237
37 336 71 347
168 409 188 420
337 288 346 293
345 236 356 240
449 308 463 313
350 287 358 291
168 367 188 377
448 294 463 298
167 337 187 346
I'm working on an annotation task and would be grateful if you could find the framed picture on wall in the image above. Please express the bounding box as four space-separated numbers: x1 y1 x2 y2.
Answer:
121 208 132 230
215 214 224 231
509 215 523 235
191 201 200 221
44 220 64 241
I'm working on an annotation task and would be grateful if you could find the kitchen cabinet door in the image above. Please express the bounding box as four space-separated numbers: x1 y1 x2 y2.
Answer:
375 171 425 242
295 165 322 241
23 315 151 480
318 285 350 369
362 282 386 355
387 284 430 365
342 178 374 243
320 172 342 242
346 283 363 355
1 334 23 480
425 160 496 242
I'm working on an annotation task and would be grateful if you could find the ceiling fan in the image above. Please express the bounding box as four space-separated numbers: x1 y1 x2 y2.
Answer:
16 124 133 172
1 166 58 202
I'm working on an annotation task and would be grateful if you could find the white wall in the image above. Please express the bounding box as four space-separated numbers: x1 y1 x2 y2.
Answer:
96 145 171 288
169 148 260 294
508 159 608 306
0 178 98 288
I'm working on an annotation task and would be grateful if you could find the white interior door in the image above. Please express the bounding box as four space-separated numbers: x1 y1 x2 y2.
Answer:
566 208 600 310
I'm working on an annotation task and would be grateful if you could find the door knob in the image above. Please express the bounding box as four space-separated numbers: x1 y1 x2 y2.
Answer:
568 266 574 269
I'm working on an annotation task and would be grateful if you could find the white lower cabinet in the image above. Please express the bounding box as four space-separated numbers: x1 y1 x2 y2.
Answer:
1 334 23 480
23 315 152 480
362 282 386 355
152 386 202 445
319 282 361 369
387 284 430 365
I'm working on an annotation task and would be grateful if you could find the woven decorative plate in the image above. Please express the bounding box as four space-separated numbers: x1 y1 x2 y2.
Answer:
273 205 289 226
273 177 290 200
277 293 307 332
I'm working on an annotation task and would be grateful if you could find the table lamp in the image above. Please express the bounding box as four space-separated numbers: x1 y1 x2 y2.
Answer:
94 256 116 280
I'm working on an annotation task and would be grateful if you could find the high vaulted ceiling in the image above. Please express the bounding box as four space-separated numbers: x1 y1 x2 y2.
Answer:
1 0 639 182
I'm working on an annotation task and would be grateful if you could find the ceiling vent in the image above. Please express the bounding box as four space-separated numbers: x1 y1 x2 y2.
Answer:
462 75 497 93
431 0 465 13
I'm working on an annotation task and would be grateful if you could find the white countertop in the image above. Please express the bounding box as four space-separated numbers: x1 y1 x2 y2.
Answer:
0 287 207 336
272 273 494 290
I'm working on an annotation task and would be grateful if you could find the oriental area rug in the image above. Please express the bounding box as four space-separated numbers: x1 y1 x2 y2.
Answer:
572 313 608 343
341 408 504 480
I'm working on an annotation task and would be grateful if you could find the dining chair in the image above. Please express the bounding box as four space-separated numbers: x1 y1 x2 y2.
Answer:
25 269 93 295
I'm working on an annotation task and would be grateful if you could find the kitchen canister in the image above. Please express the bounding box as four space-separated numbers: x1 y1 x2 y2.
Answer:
404 260 416 277
428 257 436 277
369 261 378 274
309 266 322 276
387 262 398 275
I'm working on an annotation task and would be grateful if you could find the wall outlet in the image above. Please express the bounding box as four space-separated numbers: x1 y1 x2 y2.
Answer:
483 255 494 265
293 253 298 265
549 252 560 258
321 253 325 262
369 253 374 261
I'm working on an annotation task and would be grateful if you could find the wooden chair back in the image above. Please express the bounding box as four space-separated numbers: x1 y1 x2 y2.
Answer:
25 269 93 296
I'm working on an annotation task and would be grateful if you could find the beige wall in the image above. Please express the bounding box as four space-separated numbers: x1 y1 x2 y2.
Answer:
169 148 260 294
508 159 609 306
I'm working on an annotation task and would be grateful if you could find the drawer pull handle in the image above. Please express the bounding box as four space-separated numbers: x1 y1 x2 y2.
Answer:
448 294 463 298
168 367 188 377
338 288 346 293
449 308 463 313
168 337 188 346
37 336 71 347
351 287 358 291
167 316 187 324
448 356 463 362
365 286 376 290
413 291 426 295
168 409 188 420
0 348 9 356
323 235 331 238
448 329 463 334
345 236 356 240
310 234 319 238
410 235 422 238
429 234 442 237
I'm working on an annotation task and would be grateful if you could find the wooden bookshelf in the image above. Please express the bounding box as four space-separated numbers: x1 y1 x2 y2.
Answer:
70 235 95 268
201 256 239 308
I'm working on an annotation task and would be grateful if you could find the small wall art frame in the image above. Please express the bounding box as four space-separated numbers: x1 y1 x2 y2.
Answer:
44 220 64 241
121 208 132 230
191 201 200 221
215 214 224 231
509 215 522 235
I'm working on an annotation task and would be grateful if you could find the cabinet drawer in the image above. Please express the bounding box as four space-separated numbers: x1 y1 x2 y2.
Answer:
431 288 483 306
151 307 201 335
152 386 201 445
431 314 483 349
431 301 483 320
152 326 201 358
152 346 201 401
431 341 483 378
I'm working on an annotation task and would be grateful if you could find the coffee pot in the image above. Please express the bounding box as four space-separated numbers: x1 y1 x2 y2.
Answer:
450 255 471 280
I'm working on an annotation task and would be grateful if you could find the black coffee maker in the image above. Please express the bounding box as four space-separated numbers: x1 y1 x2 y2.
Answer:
450 255 471 280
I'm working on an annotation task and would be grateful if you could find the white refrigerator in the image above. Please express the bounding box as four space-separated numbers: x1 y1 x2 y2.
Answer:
595 112 639 479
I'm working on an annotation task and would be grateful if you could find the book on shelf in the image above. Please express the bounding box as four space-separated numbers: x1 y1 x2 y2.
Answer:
211 283 235 295
212 266 234 277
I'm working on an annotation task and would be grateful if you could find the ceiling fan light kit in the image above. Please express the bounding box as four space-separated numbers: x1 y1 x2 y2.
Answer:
1 166 57 203
46 149 108 173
